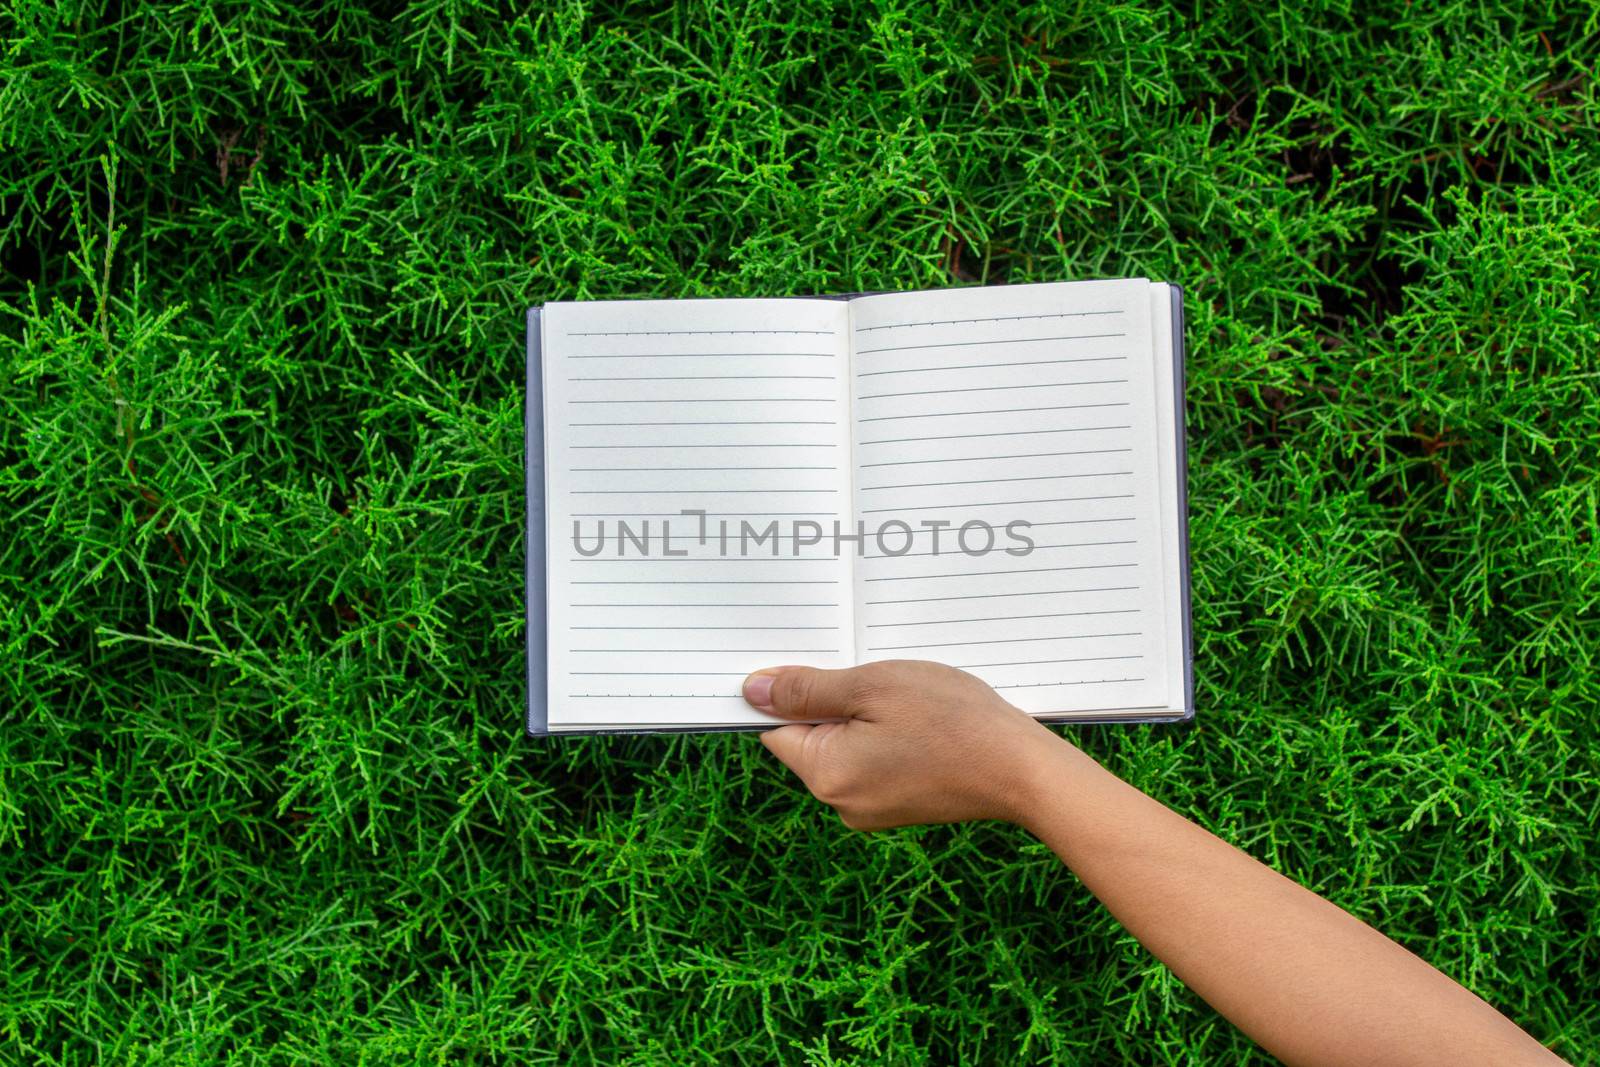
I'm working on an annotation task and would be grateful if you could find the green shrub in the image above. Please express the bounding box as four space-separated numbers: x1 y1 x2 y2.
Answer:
2 2 1595 1062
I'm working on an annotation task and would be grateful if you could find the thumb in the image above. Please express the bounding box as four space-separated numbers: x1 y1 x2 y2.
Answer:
759 724 817 779
742 666 862 720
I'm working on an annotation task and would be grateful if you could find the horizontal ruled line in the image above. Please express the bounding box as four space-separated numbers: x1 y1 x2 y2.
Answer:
573 466 837 472
867 609 1140 629
571 648 840 653
568 329 835 337
860 472 1131 491
881 518 1134 537
860 449 1131 469
573 602 839 608
864 563 1137 582
957 655 1144 669
570 375 834 381
571 444 838 449
868 586 1137 605
571 489 838 495
858 356 1126 378
570 352 835 359
860 402 1129 424
568 693 747 699
570 671 749 676
1003 517 1132 529
569 398 836 404
861 494 1134 514
995 678 1144 690
869 632 1141 651
860 538 1135 560
858 379 1129 400
572 625 838 630
570 421 834 427
861 426 1130 446
571 580 840 585
856 332 1124 355
855 310 1122 332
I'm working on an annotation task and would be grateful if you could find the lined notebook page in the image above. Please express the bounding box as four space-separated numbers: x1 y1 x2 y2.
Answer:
847 280 1174 716
542 299 855 730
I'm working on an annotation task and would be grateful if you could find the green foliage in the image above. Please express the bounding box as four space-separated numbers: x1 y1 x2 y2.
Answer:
2 0 1598 1062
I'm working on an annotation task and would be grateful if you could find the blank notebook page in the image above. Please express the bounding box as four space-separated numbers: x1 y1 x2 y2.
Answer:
848 280 1177 715
542 299 855 730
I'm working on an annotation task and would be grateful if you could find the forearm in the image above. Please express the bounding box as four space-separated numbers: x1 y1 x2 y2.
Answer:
1017 737 1563 1067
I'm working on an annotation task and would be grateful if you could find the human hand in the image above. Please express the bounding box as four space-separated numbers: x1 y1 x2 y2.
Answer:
743 659 1066 830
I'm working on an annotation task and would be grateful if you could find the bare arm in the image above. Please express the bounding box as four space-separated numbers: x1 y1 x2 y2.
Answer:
744 660 1567 1067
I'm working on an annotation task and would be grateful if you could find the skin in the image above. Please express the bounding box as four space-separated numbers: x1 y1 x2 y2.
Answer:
743 659 1569 1067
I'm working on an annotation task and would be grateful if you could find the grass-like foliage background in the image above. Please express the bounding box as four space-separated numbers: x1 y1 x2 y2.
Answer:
3 1 1598 1063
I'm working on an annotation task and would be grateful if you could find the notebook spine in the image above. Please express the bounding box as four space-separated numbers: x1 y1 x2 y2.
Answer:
526 306 550 736
1170 285 1195 722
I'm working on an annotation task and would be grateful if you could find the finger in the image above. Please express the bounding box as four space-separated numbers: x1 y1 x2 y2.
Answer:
758 723 816 779
743 665 863 720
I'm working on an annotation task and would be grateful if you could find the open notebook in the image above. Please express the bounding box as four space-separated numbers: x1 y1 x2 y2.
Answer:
525 280 1191 734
